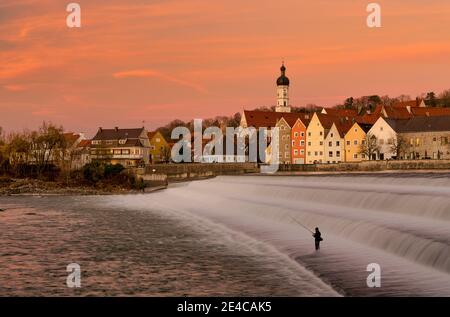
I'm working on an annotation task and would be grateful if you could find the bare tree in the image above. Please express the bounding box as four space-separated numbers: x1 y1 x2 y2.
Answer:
359 133 380 160
30 122 66 177
390 134 408 159
160 145 172 163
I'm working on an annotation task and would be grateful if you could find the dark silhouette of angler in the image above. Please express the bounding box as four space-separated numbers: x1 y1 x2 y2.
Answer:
313 227 323 251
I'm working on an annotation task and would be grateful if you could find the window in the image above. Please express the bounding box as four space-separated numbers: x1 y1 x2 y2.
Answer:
336 151 341 157
354 140 358 145
354 128 358 132
336 141 340 146
329 141 332 147
362 154 366 159
92 140 100 145
433 137 437 142
330 133 334 138
122 149 130 155
292 140 295 146
294 149 298 155
442 137 449 145
416 138 420 146
346 141 350 146
285 144 289 150
301 132 305 137
379 139 384 145
113 149 121 154
353 154 358 159
308 151 311 156
315 151 318 156
362 140 366 145
156 138 160 142
308 132 311 137
320 131 323 136
300 140 305 146
388 138 393 145
320 151 323 155
294 132 298 137
410 138 414 145
308 142 311 146
285 152 289 158
329 151 333 157
380 127 384 131
320 141 323 146
300 150 305 155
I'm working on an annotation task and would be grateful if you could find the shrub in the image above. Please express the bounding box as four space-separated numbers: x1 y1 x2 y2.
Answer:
83 161 104 183
104 163 125 178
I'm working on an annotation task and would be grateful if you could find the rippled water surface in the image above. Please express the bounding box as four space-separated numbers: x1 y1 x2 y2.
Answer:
1 173 450 296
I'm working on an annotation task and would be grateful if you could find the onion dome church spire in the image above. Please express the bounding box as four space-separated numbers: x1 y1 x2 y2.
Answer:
275 62 291 113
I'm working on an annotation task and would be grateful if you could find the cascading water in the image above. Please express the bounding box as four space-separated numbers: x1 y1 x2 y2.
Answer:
1 173 449 296
106 174 450 296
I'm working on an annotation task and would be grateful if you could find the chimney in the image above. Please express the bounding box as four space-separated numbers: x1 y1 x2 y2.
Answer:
416 97 420 107
99 127 103 132
115 127 119 132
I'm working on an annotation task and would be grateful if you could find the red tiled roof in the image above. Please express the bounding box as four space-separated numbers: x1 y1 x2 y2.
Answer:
77 139 91 148
243 110 310 129
323 108 358 118
411 107 450 117
334 120 354 138
148 131 158 140
93 127 145 141
392 99 423 108
317 113 340 130
383 106 413 119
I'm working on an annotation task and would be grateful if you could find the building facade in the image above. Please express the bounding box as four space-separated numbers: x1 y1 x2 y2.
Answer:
276 118 292 164
148 131 170 163
324 123 345 163
368 117 397 160
90 127 150 167
291 118 307 164
344 122 371 162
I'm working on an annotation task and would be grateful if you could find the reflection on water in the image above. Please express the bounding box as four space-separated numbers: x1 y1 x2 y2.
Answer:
1 173 450 296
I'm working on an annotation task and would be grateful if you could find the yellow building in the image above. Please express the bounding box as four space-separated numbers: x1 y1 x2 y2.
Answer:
148 131 170 163
344 122 372 162
306 113 335 164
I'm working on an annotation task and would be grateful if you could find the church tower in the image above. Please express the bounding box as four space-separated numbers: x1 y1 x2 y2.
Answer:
275 63 291 113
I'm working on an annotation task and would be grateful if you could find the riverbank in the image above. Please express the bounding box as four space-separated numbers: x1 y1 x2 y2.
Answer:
0 178 155 196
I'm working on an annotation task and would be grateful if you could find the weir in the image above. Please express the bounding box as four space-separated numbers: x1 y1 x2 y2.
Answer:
110 173 450 296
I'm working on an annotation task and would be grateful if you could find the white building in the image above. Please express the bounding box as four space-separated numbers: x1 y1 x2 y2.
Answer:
368 117 397 160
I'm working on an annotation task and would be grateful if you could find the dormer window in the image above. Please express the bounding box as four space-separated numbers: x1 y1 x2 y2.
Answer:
119 139 127 145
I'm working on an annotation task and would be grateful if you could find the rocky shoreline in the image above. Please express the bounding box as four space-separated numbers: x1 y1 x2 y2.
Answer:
0 178 162 196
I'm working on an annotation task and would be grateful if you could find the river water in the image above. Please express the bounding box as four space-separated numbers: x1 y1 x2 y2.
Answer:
1 173 449 296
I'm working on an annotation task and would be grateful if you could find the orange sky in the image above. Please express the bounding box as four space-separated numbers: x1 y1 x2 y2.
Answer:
1 0 449 136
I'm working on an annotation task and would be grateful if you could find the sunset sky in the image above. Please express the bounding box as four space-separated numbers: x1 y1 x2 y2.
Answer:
1 0 449 136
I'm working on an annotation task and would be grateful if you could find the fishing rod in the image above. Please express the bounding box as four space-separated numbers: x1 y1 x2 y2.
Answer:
288 215 314 234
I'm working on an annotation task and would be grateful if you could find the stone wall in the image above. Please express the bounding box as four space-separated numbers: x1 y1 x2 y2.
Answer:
277 160 450 172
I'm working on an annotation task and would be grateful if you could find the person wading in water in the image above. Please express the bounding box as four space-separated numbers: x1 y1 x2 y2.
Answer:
313 227 323 251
